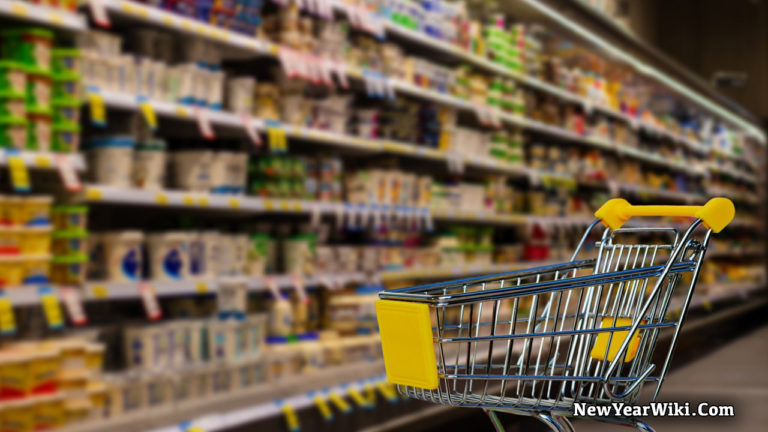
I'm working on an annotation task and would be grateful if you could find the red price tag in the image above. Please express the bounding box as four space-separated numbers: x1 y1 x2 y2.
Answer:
59 287 87 326
139 283 162 321
88 0 111 28
240 114 262 147
195 108 215 140
56 154 82 192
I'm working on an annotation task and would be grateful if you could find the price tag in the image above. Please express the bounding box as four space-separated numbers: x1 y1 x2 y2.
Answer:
10 2 27 16
34 154 52 167
328 392 352 413
179 422 205 432
348 387 372 409
87 86 107 127
228 198 241 209
280 403 300 432
139 282 162 321
155 193 169 205
38 286 64 330
0 292 17 335
137 96 158 131
445 152 465 175
7 151 31 193
195 282 209 294
312 394 334 422
194 108 215 140
264 276 281 300
59 287 87 326
268 127 288 153
55 154 82 192
376 382 398 403
240 114 262 147
331 60 349 89
91 285 108 298
291 275 307 304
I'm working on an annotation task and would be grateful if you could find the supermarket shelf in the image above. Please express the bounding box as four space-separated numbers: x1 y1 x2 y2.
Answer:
707 247 764 259
331 0 710 155
80 185 531 226
0 0 86 31
60 360 387 432
619 184 706 204
380 259 561 281
668 281 766 314
0 150 86 171
708 163 759 184
96 90 529 178
91 2 708 174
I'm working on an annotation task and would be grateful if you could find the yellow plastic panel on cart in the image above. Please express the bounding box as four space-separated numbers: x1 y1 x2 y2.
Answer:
376 300 438 390
590 317 642 362
595 197 735 233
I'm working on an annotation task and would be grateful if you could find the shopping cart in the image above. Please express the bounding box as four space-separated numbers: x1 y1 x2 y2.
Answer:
375 198 734 432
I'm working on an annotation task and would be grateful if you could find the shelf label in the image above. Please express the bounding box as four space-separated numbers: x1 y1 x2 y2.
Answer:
290 275 307 304
312 395 334 422
228 198 241 209
240 114 262 147
198 196 210 207
85 187 103 201
34 154 52 167
56 154 82 192
139 283 162 321
138 96 158 131
264 276 281 300
376 382 398 403
7 151 31 193
10 2 27 16
155 193 169 205
328 392 352 413
195 282 209 294
87 86 107 127
280 403 300 432
194 108 215 140
91 285 108 299
348 387 372 409
38 286 64 330
268 127 288 153
59 287 87 326
0 292 17 335
182 195 195 206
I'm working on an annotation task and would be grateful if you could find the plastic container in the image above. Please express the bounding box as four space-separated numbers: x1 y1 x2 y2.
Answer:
0 116 27 149
133 139 166 190
268 293 293 338
0 61 26 94
0 94 25 117
246 234 270 276
7 28 54 70
0 256 25 286
52 49 81 75
100 231 143 282
0 349 58 399
1 398 36 431
283 234 316 275
51 205 88 231
22 256 50 284
147 232 189 281
52 73 81 101
52 121 80 152
20 196 52 227
52 98 81 124
88 136 134 187
18 228 51 255
33 396 66 430
26 107 52 151
26 70 52 109
51 253 88 285
172 150 213 191
52 229 88 255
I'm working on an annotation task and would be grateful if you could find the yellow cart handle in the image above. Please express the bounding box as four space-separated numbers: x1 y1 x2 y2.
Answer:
594 197 735 233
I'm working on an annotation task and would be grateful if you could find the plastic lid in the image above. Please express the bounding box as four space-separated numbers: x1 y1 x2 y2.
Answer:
52 98 82 107
52 229 88 239
0 60 23 69
89 136 135 148
52 48 81 57
20 28 54 39
52 253 88 264
53 72 82 82
52 205 88 214
0 116 27 125
53 121 81 132
0 90 25 99
26 67 52 78
266 336 288 344
27 107 52 117
297 332 319 341
135 139 166 151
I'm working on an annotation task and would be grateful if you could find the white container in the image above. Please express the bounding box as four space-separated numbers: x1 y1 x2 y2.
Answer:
207 319 239 363
217 278 247 319
101 231 144 282
89 137 134 187
224 152 249 194
200 231 221 278
268 294 293 338
147 232 189 281
227 77 255 114
133 140 166 190
188 233 206 277
172 150 214 192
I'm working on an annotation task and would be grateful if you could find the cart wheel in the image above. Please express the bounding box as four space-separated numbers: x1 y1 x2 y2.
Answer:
633 419 655 432
483 409 505 432
535 412 573 432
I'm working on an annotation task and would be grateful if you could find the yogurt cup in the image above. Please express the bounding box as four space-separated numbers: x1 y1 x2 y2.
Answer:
52 121 80 152
0 257 25 286
52 49 81 75
0 115 27 149
20 28 54 70
0 61 26 94
172 150 213 191
88 136 134 187
52 229 88 255
18 228 52 255
101 231 143 282
147 232 189 281
51 205 88 231
26 107 53 151
0 94 25 117
22 255 50 284
52 73 81 101
52 98 81 124
25 70 52 109
21 195 52 227
132 140 166 190
51 253 88 285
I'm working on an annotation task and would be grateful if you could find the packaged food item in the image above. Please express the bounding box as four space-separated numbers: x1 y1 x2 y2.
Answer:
99 231 144 282
268 293 294 337
20 196 52 226
0 61 26 94
18 227 52 255
26 70 52 109
22 255 50 284
217 279 248 319
246 234 270 276
4 28 53 70
51 98 81 124
0 116 27 149
133 139 166 190
147 232 189 281
33 396 66 430
52 49 81 75
0 94 25 117
26 107 52 151
51 253 88 285
52 73 80 101
172 150 214 191
0 348 59 398
51 121 80 152
283 234 316 275
88 136 134 187
1 398 36 432
0 256 26 285
51 205 88 231
226 77 255 114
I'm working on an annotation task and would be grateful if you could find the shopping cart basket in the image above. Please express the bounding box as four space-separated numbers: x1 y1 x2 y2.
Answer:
376 198 734 432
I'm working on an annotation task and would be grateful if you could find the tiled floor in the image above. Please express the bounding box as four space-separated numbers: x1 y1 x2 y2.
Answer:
577 324 768 431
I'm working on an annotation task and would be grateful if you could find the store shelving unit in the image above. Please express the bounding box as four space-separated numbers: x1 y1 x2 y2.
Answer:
0 0 86 30
0 150 86 171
